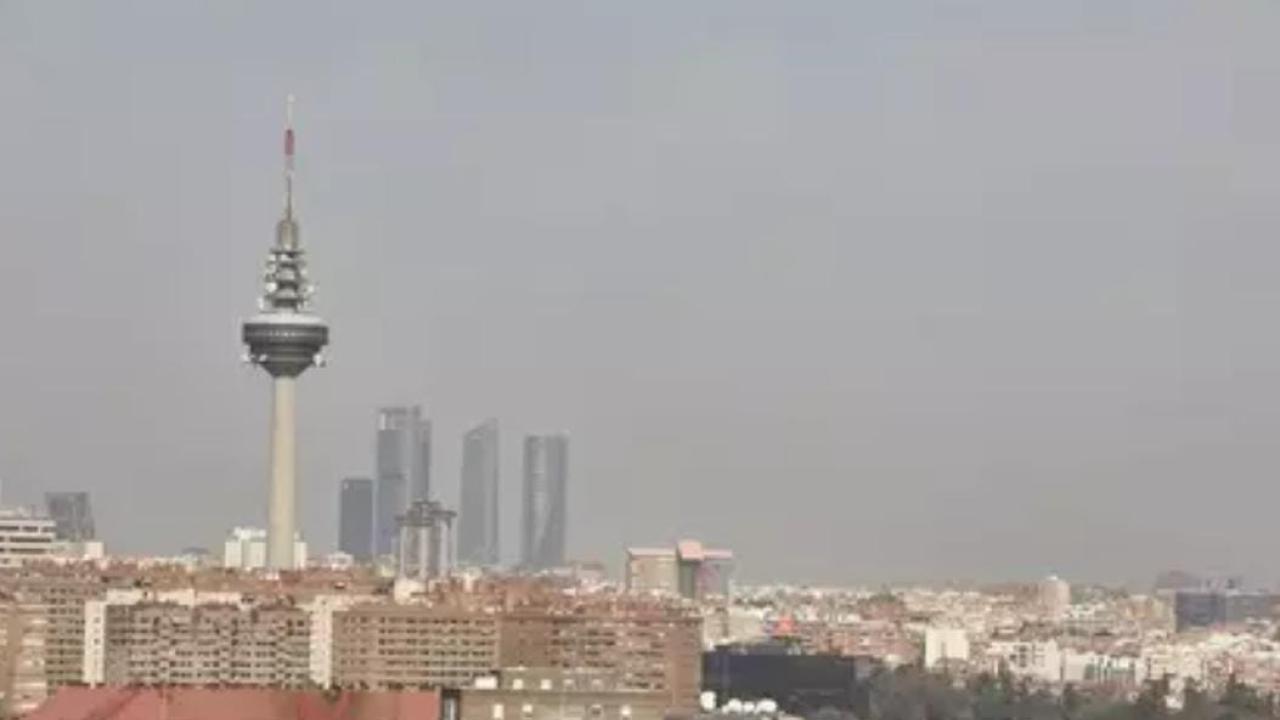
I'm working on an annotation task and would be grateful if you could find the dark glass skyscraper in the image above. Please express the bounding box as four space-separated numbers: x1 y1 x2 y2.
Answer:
521 433 568 571
338 477 374 561
374 406 431 556
45 492 95 541
458 419 499 566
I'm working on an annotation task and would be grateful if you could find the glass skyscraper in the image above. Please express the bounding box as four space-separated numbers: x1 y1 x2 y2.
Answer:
338 477 374 561
45 491 95 542
374 406 431 556
521 433 568 571
458 419 499 566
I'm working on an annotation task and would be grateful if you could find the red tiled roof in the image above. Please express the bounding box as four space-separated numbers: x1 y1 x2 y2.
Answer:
27 687 441 720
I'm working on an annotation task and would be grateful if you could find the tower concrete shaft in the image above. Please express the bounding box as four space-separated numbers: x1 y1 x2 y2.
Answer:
242 97 328 570
267 377 297 569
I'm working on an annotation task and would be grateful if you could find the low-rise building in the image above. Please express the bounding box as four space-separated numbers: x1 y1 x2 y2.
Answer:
923 627 969 670
623 541 733 601
27 687 441 720
223 527 307 571
461 668 669 720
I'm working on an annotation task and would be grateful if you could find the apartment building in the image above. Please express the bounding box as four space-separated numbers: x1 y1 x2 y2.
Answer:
499 606 702 711
461 668 670 720
0 592 48 716
95 601 310 687
332 604 501 689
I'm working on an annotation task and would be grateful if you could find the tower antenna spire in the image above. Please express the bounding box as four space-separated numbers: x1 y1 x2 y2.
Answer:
284 94 296 219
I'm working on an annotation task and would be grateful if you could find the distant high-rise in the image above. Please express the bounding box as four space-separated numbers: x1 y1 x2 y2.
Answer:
44 491 95 542
338 478 374 561
521 433 568 571
374 406 431 556
458 419 499 566
1038 575 1071 621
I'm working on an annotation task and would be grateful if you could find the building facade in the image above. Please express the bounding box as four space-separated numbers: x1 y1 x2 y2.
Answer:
376 406 432 557
339 478 375 562
459 419 500 567
498 606 702 710
331 604 500 689
330 598 700 708
28 687 442 720
625 541 734 601
91 600 311 687
0 592 48 716
44 493 95 543
625 549 679 596
461 668 671 720
1039 575 1071 621
0 509 59 568
223 527 306 571
521 434 568 571
1172 589 1280 631
0 574 100 691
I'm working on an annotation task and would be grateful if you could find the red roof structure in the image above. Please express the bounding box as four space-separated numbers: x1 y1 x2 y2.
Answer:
26 687 441 720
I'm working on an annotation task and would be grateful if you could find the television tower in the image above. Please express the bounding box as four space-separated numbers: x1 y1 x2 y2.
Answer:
241 96 329 569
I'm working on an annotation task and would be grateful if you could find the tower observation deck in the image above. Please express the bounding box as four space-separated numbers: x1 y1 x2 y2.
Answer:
241 96 329 570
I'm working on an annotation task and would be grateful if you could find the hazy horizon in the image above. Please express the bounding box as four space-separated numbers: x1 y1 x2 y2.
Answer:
2 2 1279 586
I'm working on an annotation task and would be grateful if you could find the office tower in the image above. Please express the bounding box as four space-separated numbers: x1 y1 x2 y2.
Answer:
458 419 499 566
521 433 568 571
241 97 329 569
338 478 374 561
43 492 94 542
374 406 431 556
1038 575 1071 621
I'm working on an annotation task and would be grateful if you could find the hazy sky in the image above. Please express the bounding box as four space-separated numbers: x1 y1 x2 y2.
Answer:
1 1 1279 586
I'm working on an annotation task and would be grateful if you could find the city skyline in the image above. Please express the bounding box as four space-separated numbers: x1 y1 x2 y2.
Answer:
3 2 1280 584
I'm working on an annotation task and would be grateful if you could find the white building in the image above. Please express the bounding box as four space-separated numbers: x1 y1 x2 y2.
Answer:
1039 575 1071 621
1061 650 1143 687
986 639 1063 683
56 540 106 563
0 508 59 567
924 627 971 669
223 527 306 570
